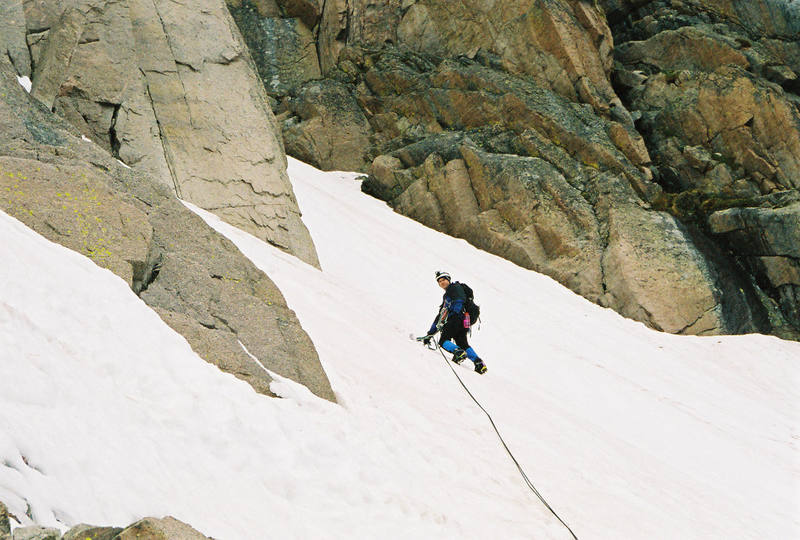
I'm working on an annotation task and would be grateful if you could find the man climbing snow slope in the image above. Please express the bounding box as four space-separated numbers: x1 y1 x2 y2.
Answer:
423 271 487 374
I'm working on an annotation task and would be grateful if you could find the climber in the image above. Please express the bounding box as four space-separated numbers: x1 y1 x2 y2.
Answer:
422 270 487 374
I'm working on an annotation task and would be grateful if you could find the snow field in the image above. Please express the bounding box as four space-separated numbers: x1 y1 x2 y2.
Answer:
0 156 798 539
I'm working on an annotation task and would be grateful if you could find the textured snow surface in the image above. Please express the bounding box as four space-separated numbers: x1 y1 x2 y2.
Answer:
1 157 798 539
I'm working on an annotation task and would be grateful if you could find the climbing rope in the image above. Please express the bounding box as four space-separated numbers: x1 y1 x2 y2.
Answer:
428 339 579 540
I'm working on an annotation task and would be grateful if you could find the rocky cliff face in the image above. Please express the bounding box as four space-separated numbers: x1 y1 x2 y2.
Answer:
232 0 800 338
606 0 800 337
0 53 335 401
2 0 319 268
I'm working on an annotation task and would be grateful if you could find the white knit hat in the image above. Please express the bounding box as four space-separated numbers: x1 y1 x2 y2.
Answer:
435 270 451 282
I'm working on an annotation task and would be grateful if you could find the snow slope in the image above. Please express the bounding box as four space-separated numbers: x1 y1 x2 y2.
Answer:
1 157 798 539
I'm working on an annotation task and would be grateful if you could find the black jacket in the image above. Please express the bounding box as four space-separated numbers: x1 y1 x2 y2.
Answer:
429 282 467 332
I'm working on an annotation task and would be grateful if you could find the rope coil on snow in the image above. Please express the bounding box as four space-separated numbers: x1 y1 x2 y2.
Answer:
430 341 579 540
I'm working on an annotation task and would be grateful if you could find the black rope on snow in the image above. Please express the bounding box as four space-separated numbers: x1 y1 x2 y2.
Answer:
430 341 579 540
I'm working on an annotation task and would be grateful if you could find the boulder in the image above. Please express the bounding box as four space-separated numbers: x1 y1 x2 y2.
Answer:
19 0 320 268
276 0 323 30
62 524 123 540
0 54 335 401
115 517 210 540
10 528 59 540
369 154 405 193
708 203 800 257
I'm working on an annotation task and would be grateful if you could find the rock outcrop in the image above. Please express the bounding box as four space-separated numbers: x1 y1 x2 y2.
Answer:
608 0 800 337
8 527 60 540
230 0 799 338
9 0 319 268
0 507 210 540
62 524 122 540
0 55 335 401
709 200 800 330
281 79 373 171
114 517 211 540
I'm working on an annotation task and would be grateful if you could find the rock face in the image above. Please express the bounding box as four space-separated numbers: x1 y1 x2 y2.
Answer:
608 0 800 337
11 0 319 268
0 1 31 78
228 1 321 97
311 0 618 106
709 201 800 330
229 0 799 338
282 79 372 171
393 0 617 103
0 56 335 401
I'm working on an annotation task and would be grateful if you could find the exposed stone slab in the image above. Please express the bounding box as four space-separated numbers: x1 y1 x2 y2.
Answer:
0 0 32 77
317 0 348 74
0 157 155 289
461 146 606 301
602 201 722 335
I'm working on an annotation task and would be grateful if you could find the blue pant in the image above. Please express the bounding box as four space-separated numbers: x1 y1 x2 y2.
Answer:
439 316 480 362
